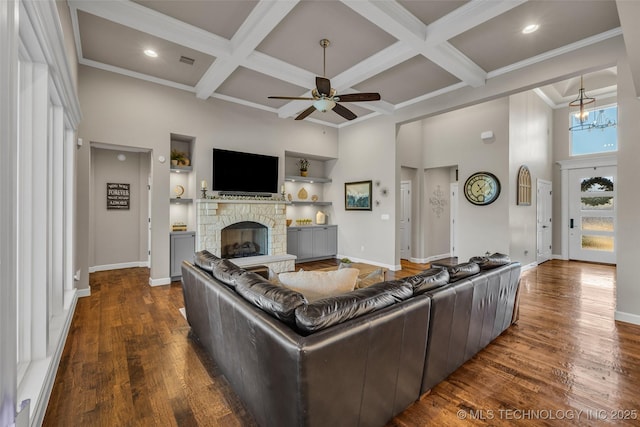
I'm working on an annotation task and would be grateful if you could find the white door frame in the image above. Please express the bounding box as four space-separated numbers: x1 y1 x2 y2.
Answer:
450 182 458 257
557 155 617 260
536 179 552 264
400 180 411 260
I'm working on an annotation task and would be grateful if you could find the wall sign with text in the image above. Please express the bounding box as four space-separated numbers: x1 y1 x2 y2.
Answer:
107 183 130 210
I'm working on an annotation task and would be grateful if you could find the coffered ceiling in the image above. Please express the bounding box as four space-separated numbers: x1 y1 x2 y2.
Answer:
67 0 623 127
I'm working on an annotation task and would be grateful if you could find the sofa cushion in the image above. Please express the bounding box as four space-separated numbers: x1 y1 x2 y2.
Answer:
211 258 246 288
194 250 219 272
446 262 480 282
294 280 413 333
405 268 450 295
277 268 359 302
469 253 511 270
234 271 307 325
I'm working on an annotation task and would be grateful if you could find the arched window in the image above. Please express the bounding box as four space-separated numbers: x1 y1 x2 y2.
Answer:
517 165 531 206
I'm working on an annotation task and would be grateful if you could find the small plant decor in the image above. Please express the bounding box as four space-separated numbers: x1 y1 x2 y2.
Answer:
297 158 310 176
171 149 190 166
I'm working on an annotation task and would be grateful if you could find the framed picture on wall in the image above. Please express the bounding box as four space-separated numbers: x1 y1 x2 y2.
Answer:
345 180 372 211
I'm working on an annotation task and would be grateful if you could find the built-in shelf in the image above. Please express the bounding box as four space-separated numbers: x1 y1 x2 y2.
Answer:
285 175 332 184
170 198 193 204
170 166 193 173
290 201 332 206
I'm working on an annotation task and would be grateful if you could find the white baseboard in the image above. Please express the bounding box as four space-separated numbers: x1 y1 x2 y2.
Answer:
614 310 640 326
89 261 149 273
76 286 91 298
149 276 171 287
521 262 538 272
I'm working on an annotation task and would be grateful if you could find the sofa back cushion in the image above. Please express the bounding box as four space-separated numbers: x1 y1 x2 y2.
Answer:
276 268 359 302
405 268 450 295
211 258 246 288
294 280 413 334
234 271 307 325
446 262 480 282
194 250 218 272
469 252 511 270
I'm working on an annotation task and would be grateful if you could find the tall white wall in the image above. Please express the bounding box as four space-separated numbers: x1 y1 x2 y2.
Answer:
508 91 553 266
332 115 398 268
616 55 640 324
77 66 338 285
421 98 511 261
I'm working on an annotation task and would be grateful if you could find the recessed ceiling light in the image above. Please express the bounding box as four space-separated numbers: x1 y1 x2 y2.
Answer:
522 24 539 34
144 49 158 58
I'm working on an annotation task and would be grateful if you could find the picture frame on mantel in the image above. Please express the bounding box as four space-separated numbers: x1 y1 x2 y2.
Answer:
345 180 372 211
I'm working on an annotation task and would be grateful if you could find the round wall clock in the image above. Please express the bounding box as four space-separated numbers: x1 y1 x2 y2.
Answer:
464 172 501 206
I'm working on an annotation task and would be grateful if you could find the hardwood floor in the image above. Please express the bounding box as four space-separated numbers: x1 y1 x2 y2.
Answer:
43 260 640 426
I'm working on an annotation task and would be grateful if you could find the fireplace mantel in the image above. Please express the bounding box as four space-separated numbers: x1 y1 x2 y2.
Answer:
195 198 295 273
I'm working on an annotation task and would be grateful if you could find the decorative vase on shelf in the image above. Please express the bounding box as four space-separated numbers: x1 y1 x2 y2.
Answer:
300 170 308 177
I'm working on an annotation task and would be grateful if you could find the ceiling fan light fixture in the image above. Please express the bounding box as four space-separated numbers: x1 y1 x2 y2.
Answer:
313 98 336 113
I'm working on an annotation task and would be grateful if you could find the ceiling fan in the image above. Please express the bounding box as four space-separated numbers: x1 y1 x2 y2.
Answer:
268 39 381 121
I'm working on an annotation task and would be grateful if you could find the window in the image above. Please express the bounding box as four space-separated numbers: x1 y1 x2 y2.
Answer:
570 105 617 156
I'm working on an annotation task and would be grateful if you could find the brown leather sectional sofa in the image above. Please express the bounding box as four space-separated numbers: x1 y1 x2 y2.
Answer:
181 251 521 427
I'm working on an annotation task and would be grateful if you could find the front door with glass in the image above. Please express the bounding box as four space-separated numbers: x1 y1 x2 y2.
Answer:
568 166 616 264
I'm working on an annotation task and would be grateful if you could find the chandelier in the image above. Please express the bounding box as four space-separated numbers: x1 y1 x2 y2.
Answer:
569 75 616 131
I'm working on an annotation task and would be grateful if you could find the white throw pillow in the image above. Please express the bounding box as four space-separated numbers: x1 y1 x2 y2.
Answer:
277 268 360 302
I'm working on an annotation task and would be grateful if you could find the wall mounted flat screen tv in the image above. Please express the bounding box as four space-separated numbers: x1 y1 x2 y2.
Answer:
212 148 279 194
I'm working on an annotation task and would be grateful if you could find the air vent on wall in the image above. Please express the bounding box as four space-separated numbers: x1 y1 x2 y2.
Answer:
179 56 195 65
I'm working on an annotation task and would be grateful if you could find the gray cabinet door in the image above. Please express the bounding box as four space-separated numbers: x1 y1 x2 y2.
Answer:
286 228 298 257
170 232 195 280
298 228 313 260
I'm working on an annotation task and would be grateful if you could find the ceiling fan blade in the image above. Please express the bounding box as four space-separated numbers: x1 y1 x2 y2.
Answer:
335 93 381 102
316 76 331 96
268 96 315 100
333 103 357 121
295 106 316 121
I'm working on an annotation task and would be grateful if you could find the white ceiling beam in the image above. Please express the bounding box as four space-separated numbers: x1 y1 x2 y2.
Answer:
195 0 299 99
243 51 317 89
616 0 640 97
341 0 486 87
425 0 527 46
69 0 230 58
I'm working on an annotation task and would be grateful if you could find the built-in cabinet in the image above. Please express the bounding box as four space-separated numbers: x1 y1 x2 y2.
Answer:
287 225 337 262
169 134 195 232
170 134 195 279
170 231 195 280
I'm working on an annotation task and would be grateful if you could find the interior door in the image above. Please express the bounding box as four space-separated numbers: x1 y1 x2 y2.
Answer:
400 181 411 260
568 166 616 264
537 179 552 264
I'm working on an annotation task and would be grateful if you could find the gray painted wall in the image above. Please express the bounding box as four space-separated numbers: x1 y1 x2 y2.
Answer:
91 148 149 267
77 66 338 284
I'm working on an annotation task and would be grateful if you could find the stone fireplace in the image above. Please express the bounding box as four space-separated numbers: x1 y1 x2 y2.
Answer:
195 199 295 273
